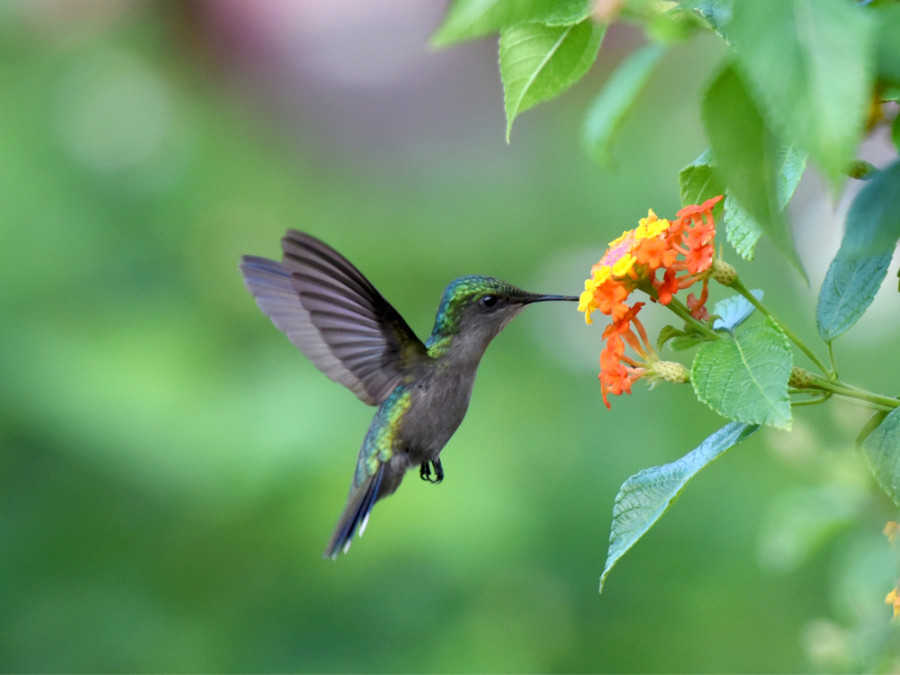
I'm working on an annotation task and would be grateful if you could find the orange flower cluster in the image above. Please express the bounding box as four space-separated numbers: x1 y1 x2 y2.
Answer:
579 196 723 408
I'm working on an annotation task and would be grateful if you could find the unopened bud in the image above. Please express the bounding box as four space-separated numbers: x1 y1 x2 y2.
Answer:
788 366 813 388
711 259 738 286
654 360 690 384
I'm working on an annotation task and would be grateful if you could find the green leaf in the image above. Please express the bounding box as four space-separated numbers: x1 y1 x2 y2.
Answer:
857 410 889 450
885 85 900 104
501 19 606 141
678 149 725 208
680 0 734 36
431 0 590 46
600 422 758 591
873 4 900 86
862 408 900 507
642 5 708 43
722 192 763 261
656 324 691 352
538 0 595 26
893 114 900 155
816 160 900 341
817 253 892 343
774 144 808 209
722 145 807 261
702 64 806 277
582 42 666 165
683 145 804 261
692 317 793 430
727 0 875 184
670 335 703 351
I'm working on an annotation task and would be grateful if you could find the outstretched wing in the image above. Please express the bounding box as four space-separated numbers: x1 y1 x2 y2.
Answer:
239 231 426 406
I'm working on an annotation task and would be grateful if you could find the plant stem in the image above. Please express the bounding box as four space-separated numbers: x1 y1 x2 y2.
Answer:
798 369 900 410
790 394 829 407
664 297 721 341
826 340 838 377
730 278 830 374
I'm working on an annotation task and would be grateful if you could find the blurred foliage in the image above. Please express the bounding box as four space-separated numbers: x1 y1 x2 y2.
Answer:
2 1 900 673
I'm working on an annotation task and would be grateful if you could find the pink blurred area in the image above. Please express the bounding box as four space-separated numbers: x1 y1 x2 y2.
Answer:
187 0 510 156
16 0 638 161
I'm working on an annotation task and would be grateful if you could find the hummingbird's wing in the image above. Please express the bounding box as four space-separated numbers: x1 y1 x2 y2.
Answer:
239 231 426 406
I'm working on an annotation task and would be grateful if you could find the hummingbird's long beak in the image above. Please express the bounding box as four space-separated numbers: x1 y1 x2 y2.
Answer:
523 293 580 304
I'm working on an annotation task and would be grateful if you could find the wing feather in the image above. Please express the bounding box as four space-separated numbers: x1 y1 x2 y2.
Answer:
239 232 426 405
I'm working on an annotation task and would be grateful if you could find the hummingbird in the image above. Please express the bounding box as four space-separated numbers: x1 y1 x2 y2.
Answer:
239 231 578 558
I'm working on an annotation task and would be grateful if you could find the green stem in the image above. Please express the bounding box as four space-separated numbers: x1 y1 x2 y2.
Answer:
799 369 900 410
636 278 720 341
826 340 838 377
790 394 830 408
831 397 897 413
664 296 721 341
730 278 830 374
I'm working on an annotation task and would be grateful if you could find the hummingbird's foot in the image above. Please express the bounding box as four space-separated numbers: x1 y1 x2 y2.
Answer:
419 459 443 484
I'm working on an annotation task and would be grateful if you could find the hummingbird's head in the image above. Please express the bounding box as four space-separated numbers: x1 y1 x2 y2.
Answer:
426 275 578 359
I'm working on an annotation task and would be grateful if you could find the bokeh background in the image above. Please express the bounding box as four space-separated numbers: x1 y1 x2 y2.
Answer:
4 1 900 672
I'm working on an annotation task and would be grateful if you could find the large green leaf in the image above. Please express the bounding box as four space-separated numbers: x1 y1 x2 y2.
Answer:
862 408 900 507
816 160 900 341
727 0 874 184
702 64 805 276
681 0 734 36
582 42 666 165
431 0 591 46
500 19 606 141
680 146 805 262
692 317 793 430
722 145 807 261
678 149 725 209
817 254 893 343
600 422 759 591
874 4 900 86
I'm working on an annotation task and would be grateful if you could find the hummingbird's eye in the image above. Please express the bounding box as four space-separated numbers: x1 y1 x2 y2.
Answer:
479 294 500 310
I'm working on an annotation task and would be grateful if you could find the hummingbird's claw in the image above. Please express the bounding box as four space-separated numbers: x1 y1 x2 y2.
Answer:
432 459 443 483
419 460 444 484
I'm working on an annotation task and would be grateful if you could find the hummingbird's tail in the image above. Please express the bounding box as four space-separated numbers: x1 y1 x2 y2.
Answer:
323 464 385 559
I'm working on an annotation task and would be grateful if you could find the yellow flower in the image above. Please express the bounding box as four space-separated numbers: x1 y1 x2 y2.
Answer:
611 253 636 277
592 265 612 285
579 289 596 324
635 210 670 240
886 586 900 617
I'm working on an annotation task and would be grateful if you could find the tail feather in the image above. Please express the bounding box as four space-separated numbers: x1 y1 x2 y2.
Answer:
323 465 385 559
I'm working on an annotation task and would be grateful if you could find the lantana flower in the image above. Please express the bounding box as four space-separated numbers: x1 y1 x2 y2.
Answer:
579 195 723 408
886 586 900 618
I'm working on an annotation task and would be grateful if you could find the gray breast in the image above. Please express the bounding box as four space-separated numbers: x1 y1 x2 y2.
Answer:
396 367 478 464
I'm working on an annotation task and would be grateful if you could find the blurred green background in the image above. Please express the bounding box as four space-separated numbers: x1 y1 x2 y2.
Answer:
3 1 900 672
